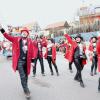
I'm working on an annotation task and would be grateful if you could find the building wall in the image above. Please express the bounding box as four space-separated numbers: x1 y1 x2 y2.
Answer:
80 15 100 25
79 5 100 25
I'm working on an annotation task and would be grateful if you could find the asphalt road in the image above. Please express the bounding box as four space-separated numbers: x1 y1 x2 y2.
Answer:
0 53 100 100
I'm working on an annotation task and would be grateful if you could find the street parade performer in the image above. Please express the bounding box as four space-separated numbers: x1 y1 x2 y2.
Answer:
31 35 47 77
89 36 98 76
0 25 33 99
96 35 100 92
44 38 59 76
64 33 87 88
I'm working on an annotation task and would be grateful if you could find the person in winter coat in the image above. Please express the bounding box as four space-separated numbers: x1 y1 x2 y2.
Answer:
64 33 87 88
31 36 47 77
96 35 100 92
59 38 74 73
0 25 33 99
89 36 98 76
44 38 59 76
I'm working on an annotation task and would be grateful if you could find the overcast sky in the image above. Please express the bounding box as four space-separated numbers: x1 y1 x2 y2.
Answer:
0 0 100 28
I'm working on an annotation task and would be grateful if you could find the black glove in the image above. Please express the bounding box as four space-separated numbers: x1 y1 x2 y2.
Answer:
0 28 5 34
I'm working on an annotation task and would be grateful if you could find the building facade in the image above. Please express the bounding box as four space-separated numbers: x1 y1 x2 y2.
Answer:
79 5 100 25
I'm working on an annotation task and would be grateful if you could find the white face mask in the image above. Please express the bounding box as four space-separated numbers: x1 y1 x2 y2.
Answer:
48 40 52 44
76 38 81 43
47 43 53 48
21 32 28 38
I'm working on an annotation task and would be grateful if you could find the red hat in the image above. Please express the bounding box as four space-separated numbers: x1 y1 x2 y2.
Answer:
21 27 29 35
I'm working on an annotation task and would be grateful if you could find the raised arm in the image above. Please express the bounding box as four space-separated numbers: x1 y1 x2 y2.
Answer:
0 25 15 42
64 33 77 49
64 34 74 44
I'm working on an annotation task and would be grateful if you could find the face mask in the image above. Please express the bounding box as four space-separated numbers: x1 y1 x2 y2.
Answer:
21 33 28 38
93 41 96 43
92 38 97 43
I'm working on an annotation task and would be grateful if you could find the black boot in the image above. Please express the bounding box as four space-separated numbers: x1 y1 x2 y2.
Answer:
90 72 93 76
24 88 31 99
70 70 73 73
98 78 100 92
80 81 85 88
32 74 36 77
57 72 59 76
74 72 80 82
42 73 45 76
94 71 97 75
51 72 54 76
